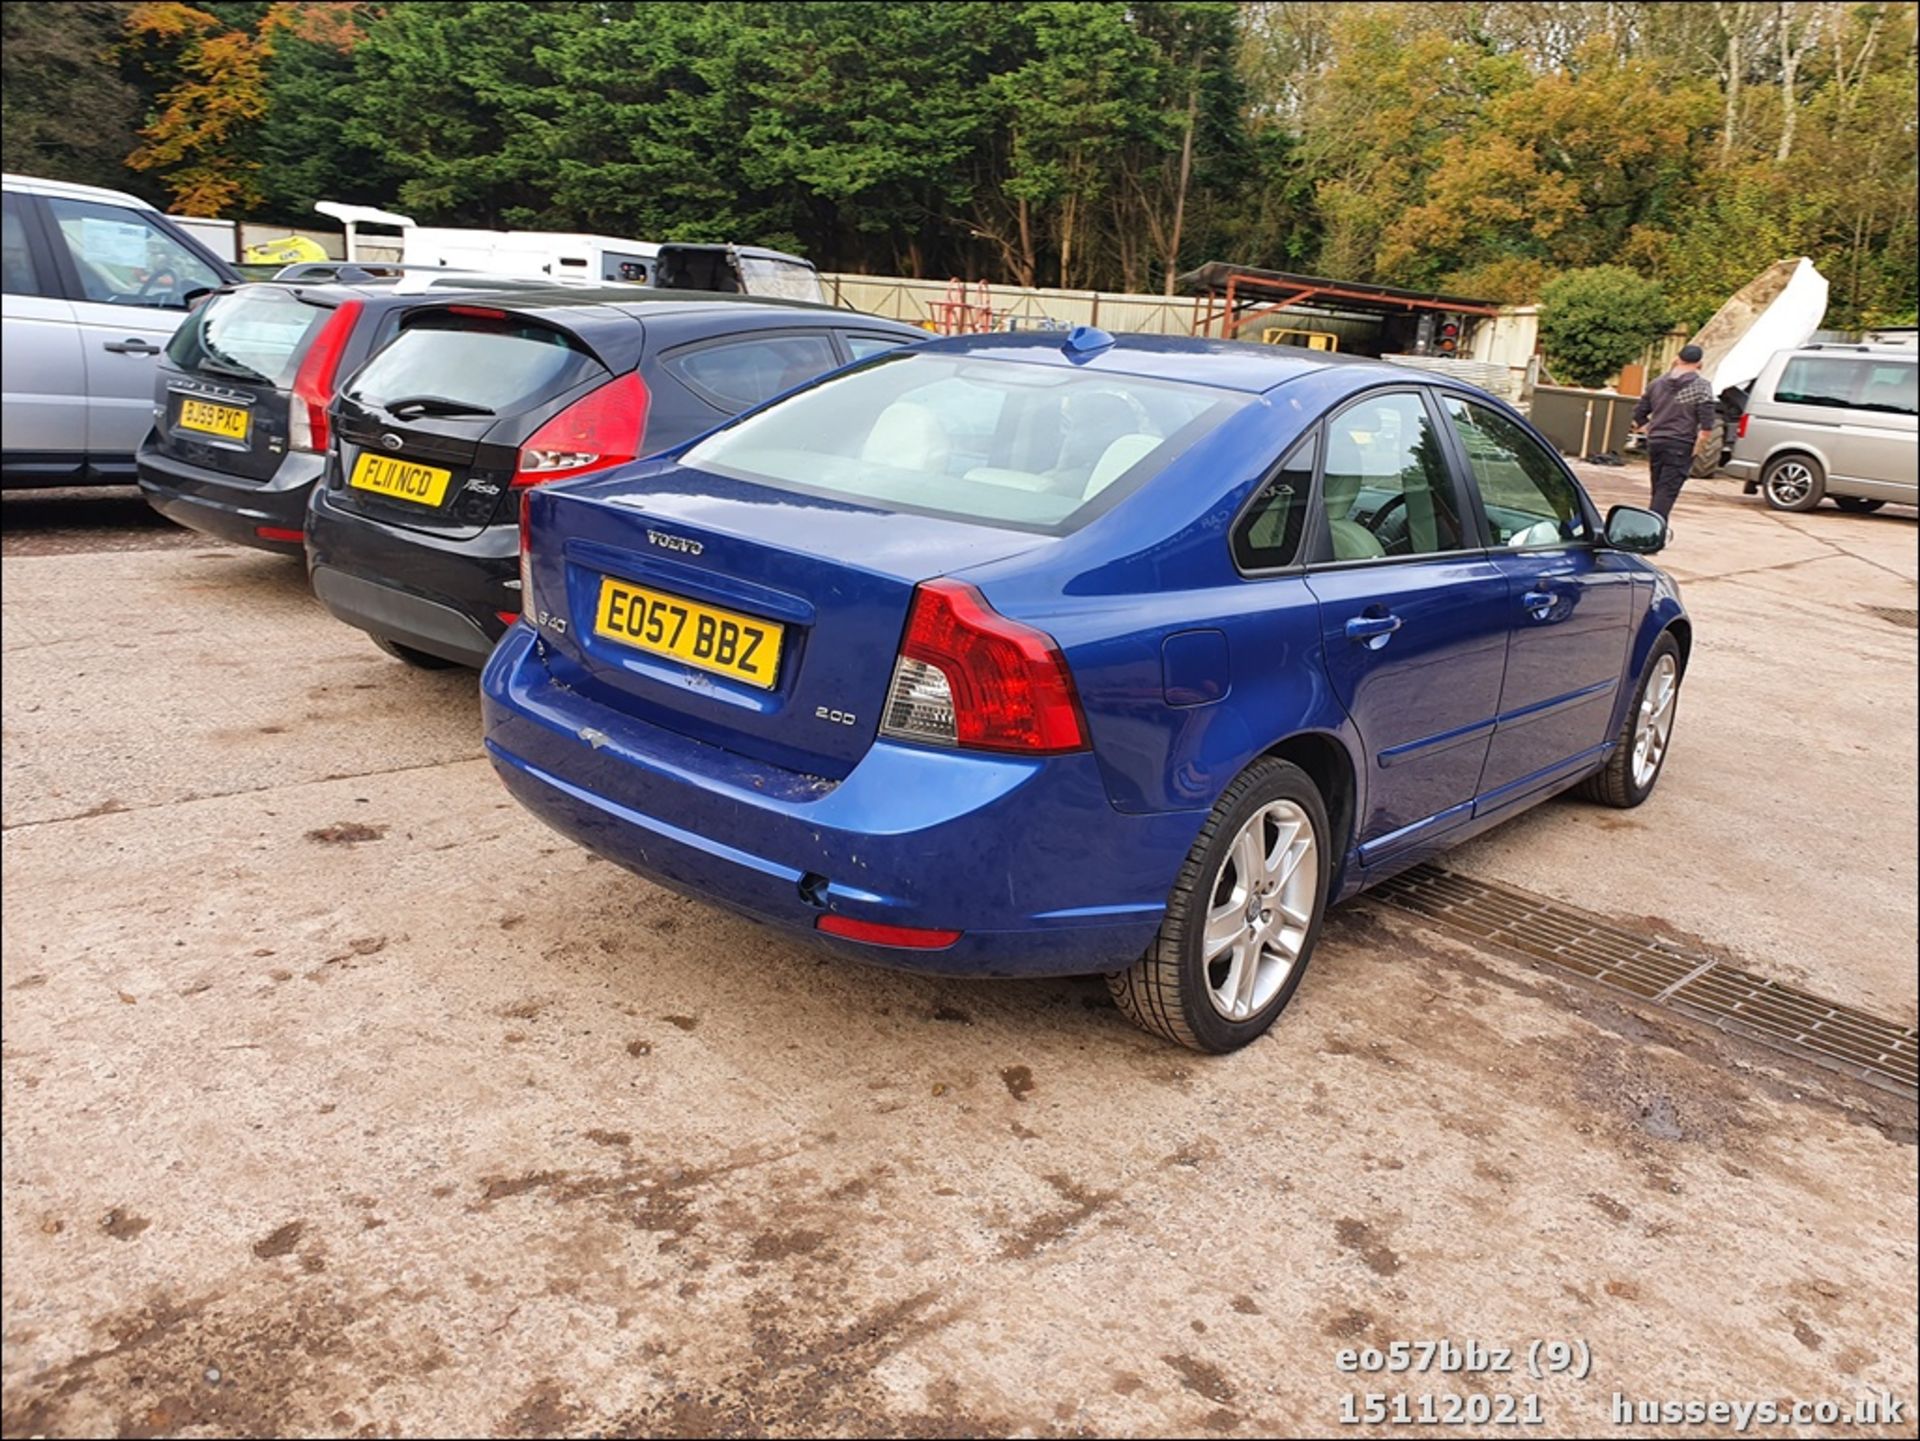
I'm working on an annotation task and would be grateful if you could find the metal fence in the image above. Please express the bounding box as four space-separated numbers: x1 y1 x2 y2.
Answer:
824 273 1205 335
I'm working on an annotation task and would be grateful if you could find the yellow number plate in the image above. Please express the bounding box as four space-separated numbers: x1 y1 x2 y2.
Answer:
593 576 783 690
177 398 249 441
349 451 453 507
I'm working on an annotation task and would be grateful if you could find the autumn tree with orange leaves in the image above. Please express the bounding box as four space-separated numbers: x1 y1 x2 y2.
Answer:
124 1 368 215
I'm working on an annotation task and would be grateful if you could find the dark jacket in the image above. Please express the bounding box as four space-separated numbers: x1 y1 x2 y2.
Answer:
1633 369 1719 444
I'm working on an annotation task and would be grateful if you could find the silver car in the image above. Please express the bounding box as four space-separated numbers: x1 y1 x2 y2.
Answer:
1727 343 1918 513
3 173 236 487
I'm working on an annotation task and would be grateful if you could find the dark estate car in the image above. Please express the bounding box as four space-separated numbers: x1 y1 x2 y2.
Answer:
304 291 925 668
137 266 563 553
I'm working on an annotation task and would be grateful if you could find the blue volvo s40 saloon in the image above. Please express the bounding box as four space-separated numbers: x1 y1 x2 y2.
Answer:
482 329 1687 1052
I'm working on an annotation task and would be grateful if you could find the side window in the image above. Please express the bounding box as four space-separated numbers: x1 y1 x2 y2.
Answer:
845 332 912 361
1441 396 1589 547
604 254 653 284
44 197 221 309
3 194 47 296
667 332 841 411
1774 356 1871 410
1857 362 1917 416
1315 391 1464 562
1233 432 1315 571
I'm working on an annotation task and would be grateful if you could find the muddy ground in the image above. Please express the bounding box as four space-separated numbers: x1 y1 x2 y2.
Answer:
3 472 1915 1437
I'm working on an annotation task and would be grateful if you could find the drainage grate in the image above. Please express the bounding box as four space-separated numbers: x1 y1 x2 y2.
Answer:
1862 604 1918 630
1371 863 1919 1098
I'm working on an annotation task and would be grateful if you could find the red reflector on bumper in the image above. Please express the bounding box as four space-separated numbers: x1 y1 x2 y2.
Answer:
255 525 304 543
816 915 962 949
496 611 520 627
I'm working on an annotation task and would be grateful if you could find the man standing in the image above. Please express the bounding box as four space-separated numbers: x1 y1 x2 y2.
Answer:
1631 343 1720 523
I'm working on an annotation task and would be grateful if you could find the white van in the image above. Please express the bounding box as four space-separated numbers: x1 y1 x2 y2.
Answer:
402 227 659 285
1727 344 1917 512
400 228 823 302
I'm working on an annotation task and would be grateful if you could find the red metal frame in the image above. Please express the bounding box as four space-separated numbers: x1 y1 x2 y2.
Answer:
936 277 994 335
1189 268 1501 338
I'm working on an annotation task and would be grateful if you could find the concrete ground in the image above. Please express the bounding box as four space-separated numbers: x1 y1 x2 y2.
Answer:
2 475 1915 1438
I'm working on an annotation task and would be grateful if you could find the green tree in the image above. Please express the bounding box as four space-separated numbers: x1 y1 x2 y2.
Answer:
1376 45 1716 299
1538 266 1674 388
1111 2 1245 293
984 3 1160 288
1295 9 1527 282
252 1 391 223
337 1 589 226
0 1 147 196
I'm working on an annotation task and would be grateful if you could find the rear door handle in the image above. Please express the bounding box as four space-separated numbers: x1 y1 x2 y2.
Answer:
103 338 162 355
1523 589 1556 620
1345 612 1403 648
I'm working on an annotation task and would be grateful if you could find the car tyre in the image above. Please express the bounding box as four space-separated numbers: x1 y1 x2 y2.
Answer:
1109 757 1331 1054
1577 633 1682 809
1833 496 1885 514
1760 454 1825 512
371 635 459 670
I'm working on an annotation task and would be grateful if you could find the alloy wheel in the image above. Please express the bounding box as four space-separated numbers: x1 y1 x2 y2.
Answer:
1632 653 1679 789
1201 800 1318 1021
1766 461 1816 506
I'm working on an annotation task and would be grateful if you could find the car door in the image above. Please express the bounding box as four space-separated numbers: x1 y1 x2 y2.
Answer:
1300 387 1511 865
1437 393 1636 808
2 191 88 477
1840 358 1918 500
38 194 226 470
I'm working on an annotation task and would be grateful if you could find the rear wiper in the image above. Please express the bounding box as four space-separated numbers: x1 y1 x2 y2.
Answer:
382 395 496 419
193 338 269 384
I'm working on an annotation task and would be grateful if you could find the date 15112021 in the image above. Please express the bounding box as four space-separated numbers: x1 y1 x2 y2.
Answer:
1339 1392 1548 1427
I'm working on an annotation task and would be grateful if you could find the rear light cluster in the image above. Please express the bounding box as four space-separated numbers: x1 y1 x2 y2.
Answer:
289 299 363 454
878 580 1088 755
512 372 650 487
1737 413 1751 438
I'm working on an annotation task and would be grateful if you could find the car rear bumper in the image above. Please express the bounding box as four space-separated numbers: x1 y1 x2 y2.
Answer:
136 443 319 553
480 625 1200 977
306 485 518 667
1723 457 1761 486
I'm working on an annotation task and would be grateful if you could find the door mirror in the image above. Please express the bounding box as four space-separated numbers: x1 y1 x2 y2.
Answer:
1604 504 1667 554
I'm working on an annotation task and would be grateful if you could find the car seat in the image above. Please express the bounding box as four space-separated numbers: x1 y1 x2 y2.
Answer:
1319 468 1387 560
1081 433 1160 498
862 401 951 473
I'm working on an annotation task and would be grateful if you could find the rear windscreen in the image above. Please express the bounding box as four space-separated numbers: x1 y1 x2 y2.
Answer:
737 256 824 303
346 312 606 413
680 353 1245 533
165 287 330 386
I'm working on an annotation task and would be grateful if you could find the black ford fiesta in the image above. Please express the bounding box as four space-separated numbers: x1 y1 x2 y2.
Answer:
305 291 923 668
137 266 565 554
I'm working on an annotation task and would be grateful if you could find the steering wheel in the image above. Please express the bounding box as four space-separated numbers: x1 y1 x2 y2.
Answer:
1363 493 1407 534
134 266 179 302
